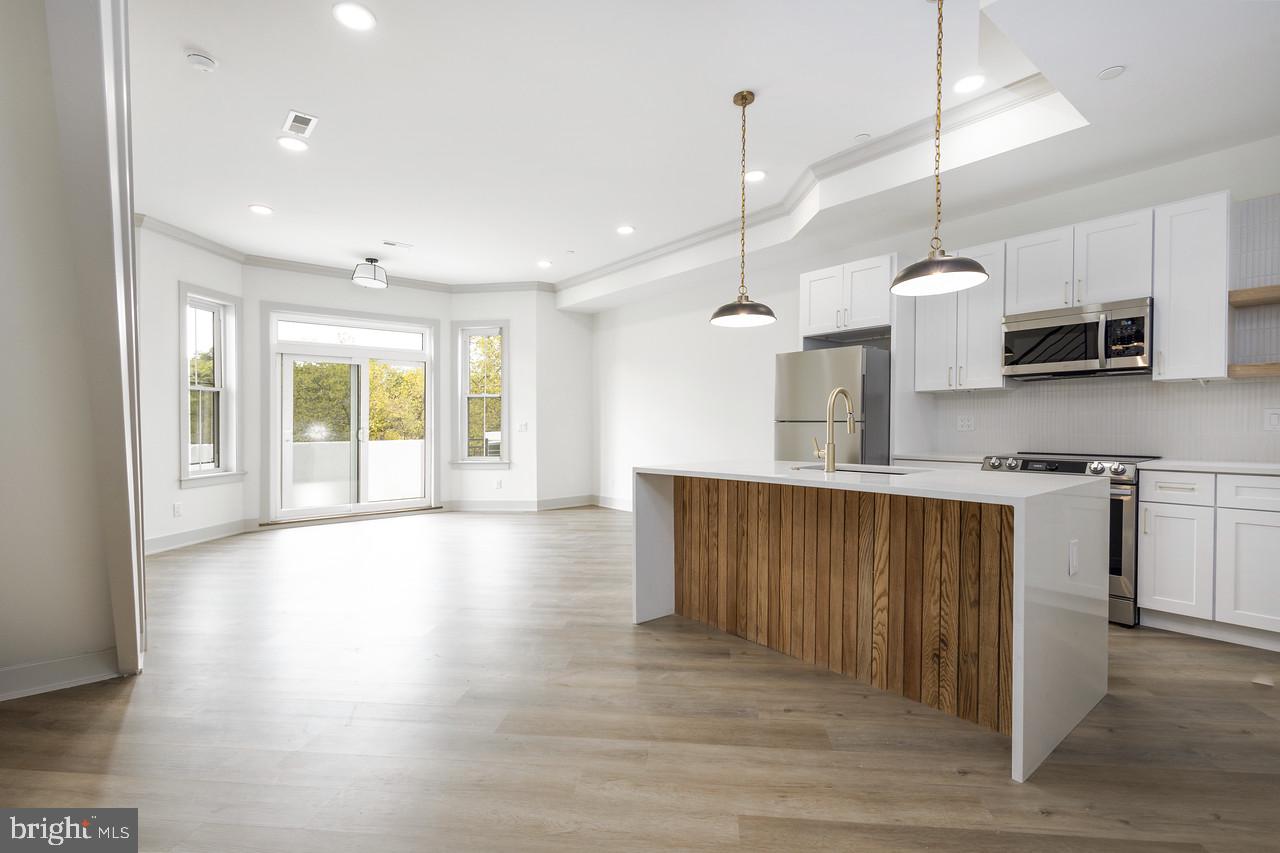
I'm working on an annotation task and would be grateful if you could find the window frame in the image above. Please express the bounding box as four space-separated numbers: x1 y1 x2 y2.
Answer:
178 283 243 487
453 321 510 468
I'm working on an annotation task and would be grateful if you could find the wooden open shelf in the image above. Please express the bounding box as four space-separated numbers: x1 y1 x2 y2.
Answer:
1229 284 1280 308
1228 362 1280 379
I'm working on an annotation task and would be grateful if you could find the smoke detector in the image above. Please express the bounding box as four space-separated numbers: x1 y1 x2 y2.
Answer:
185 51 218 72
281 110 319 138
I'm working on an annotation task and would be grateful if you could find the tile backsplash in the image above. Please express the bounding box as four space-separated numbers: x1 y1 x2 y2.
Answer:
930 193 1280 463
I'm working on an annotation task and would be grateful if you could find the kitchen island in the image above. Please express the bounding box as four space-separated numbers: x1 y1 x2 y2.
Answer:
632 461 1109 782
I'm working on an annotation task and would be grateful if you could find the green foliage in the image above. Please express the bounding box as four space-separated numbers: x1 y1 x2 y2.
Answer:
369 361 425 440
466 333 502 456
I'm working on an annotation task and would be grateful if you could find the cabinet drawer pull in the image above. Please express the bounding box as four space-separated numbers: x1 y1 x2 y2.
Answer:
1155 482 1197 492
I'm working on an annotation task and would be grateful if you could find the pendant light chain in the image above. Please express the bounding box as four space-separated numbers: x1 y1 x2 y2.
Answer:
739 98 748 298
930 0 945 258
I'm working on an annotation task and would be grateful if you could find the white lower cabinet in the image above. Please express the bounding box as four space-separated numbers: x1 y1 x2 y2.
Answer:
1215 508 1280 632
1137 502 1214 619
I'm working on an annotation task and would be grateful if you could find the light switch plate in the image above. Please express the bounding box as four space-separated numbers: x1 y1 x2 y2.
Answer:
956 414 975 433
1265 409 1280 431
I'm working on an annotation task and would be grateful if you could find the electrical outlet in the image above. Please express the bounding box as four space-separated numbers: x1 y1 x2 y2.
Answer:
172 502 183 518
495 479 503 490
1265 409 1280 431
956 414 975 433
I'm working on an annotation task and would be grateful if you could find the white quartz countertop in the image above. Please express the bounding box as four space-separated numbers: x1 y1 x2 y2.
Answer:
1139 459 1280 476
634 460 1107 504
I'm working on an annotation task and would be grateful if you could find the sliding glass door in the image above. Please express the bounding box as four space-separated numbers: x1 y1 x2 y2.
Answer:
271 312 433 521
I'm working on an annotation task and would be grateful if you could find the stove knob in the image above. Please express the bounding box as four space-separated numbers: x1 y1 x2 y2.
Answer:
1111 463 1127 476
1088 461 1107 475
1004 458 1020 470
987 457 1002 469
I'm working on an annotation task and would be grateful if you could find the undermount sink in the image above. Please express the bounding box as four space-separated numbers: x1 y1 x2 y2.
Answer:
791 463 910 475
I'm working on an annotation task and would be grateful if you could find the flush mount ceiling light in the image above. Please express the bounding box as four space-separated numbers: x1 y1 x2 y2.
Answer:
615 225 635 235
953 73 984 94
710 91 776 328
185 51 217 72
247 203 273 215
537 259 553 269
332 2 377 30
854 132 872 143
351 257 388 289
889 0 989 298
745 170 767 183
1097 65 1126 81
276 136 309 152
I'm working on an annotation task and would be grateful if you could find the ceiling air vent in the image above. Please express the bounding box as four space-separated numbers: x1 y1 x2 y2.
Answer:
281 110 318 138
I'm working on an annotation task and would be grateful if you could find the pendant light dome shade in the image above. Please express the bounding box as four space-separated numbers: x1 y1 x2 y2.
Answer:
890 253 988 297
351 257 388 289
710 294 777 327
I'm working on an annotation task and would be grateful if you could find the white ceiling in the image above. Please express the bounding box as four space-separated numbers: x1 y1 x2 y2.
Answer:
129 1 1280 293
128 0 1037 285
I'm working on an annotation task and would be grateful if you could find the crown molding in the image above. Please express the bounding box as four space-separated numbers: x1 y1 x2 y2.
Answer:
555 74 1055 292
134 214 552 295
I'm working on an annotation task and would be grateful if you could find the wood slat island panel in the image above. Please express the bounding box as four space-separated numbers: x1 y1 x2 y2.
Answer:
673 476 1013 736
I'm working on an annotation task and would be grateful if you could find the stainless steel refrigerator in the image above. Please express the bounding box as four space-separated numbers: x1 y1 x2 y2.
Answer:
774 346 890 465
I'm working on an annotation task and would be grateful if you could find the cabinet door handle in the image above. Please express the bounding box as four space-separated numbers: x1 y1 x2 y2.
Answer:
1063 281 1069 304
835 309 841 328
947 366 953 387
1143 507 1150 535
844 308 849 326
1076 278 1083 304
958 365 964 386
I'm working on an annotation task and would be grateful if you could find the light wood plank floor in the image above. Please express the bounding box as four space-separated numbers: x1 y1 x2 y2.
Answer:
1 507 1278 851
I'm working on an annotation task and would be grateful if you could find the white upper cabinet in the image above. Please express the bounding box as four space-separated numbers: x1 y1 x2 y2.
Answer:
844 254 894 329
913 242 1005 392
955 241 1006 390
1215 508 1280 633
1152 191 1230 381
798 265 847 337
914 292 957 392
1137 502 1215 620
798 255 895 337
1072 209 1154 306
1004 226 1074 314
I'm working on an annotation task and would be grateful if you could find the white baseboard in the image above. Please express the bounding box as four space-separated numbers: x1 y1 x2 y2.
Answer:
537 494 596 510
1141 611 1280 653
443 499 541 512
594 494 632 512
0 648 121 701
144 518 258 555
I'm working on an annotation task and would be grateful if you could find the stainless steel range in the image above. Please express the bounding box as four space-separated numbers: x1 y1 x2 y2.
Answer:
981 451 1159 626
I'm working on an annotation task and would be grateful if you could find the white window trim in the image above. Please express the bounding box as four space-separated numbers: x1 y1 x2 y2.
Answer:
179 282 244 486
452 320 510 468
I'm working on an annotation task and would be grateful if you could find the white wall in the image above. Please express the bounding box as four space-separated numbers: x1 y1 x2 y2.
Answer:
593 134 1280 508
535 290 596 504
0 0 125 694
137 228 247 542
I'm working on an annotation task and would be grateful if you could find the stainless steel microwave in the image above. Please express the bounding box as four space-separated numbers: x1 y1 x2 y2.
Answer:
1002 297 1152 380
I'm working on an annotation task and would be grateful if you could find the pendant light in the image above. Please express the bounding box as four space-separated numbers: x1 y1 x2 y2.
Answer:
710 91 776 327
889 0 988 297
351 257 388 289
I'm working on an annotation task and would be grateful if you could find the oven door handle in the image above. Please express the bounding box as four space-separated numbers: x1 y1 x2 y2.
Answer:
1097 313 1109 369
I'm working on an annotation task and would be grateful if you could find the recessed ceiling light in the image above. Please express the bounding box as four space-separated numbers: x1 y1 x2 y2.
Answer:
185 52 217 72
276 136 309 152
953 74 985 94
332 2 376 31
1097 65 1126 81
248 204 273 215
744 170 767 183
616 225 635 235
854 132 872 143
537 259 553 269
